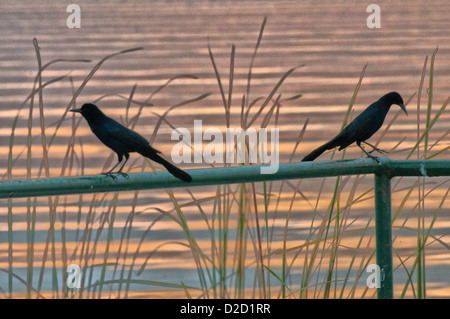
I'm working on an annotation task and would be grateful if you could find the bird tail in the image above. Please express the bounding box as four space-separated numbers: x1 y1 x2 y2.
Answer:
302 139 337 162
146 152 192 183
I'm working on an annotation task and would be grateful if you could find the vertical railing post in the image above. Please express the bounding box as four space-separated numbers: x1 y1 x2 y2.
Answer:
374 172 394 299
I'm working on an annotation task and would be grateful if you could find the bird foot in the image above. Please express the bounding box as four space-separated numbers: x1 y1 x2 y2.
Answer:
117 172 129 179
101 172 129 180
366 154 381 163
101 172 118 181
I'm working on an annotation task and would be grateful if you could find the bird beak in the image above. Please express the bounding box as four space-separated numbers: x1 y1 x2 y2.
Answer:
399 103 407 116
70 108 82 114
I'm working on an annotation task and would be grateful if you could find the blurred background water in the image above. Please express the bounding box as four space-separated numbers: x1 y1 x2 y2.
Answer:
0 0 449 298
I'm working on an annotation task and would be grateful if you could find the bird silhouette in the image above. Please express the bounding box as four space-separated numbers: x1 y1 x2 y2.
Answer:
302 92 407 161
71 103 192 182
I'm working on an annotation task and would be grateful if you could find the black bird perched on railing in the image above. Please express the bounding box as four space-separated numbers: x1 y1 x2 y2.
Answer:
71 103 192 182
302 92 407 162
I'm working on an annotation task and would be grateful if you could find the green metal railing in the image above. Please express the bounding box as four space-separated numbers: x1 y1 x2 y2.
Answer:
2 157 450 298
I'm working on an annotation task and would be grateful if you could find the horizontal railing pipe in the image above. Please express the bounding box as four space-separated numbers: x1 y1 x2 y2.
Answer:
0 158 449 199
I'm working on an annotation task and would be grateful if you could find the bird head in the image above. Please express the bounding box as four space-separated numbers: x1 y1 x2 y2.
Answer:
386 92 407 115
70 103 103 120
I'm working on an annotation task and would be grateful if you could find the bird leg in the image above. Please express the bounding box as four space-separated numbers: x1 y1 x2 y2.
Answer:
357 143 380 163
102 157 123 180
102 155 130 179
115 155 130 179
363 141 388 155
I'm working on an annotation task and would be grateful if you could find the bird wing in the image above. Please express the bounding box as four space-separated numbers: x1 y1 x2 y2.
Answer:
102 118 161 154
336 107 378 150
